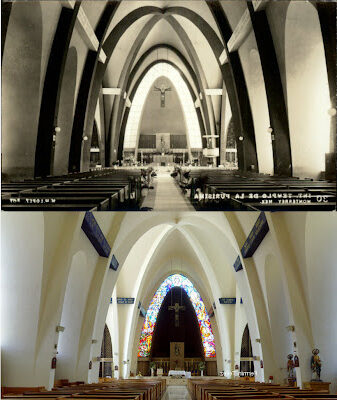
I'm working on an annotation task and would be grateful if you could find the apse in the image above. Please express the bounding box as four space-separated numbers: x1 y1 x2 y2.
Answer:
140 76 185 133
138 274 216 359
151 287 204 358
124 63 202 152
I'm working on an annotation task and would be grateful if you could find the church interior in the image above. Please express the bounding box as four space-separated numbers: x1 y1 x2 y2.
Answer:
2 211 337 398
1 0 337 398
1 0 336 211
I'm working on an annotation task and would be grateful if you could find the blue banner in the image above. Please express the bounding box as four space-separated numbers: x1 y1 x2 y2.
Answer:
81 212 111 258
233 256 243 272
109 255 119 271
219 298 236 304
241 212 269 258
117 297 135 304
138 302 147 317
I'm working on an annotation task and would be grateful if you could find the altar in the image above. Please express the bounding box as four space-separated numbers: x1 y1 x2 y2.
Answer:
153 154 174 166
168 370 191 378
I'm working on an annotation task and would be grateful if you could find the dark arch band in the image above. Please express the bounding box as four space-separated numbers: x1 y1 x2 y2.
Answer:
118 59 207 160
114 44 211 162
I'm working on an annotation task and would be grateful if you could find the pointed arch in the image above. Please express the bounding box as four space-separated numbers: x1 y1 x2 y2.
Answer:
124 63 202 152
138 273 216 358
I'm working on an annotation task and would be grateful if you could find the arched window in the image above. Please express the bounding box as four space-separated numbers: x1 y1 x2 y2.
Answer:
124 63 202 151
99 324 112 378
240 324 254 372
138 274 216 358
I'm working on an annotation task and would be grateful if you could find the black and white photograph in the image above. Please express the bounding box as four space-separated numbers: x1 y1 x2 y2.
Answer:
1 0 336 211
1 1 337 398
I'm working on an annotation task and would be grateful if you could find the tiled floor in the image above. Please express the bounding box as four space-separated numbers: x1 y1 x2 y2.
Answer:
141 170 194 211
162 385 192 399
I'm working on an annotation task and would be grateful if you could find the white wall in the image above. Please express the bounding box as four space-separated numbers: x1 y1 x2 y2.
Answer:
1 213 45 386
285 3 330 178
306 213 337 393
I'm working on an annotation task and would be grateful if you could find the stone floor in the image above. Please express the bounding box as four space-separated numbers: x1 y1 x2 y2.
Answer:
162 385 192 399
141 169 194 211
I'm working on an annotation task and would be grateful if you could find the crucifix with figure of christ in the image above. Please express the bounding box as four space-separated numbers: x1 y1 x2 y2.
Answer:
154 83 171 108
168 302 185 327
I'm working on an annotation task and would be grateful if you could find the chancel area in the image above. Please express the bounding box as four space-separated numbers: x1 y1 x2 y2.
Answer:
1 0 336 211
2 211 337 398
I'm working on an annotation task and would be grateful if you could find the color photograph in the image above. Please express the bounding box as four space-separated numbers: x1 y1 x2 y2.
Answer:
1 0 336 211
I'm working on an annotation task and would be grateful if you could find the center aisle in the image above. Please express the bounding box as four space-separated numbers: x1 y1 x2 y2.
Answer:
162 386 192 400
141 170 194 211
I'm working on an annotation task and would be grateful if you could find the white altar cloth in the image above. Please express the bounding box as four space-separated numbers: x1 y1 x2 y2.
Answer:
168 370 186 377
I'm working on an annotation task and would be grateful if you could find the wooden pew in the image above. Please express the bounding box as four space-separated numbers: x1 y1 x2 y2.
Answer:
188 379 337 400
1 168 142 211
3 379 165 400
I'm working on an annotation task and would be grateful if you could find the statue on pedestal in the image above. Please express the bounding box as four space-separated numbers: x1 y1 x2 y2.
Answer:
311 348 322 381
287 354 295 378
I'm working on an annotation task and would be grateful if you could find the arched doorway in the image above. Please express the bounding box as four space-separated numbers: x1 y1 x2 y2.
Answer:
240 324 254 373
89 121 102 169
225 118 238 170
99 324 113 378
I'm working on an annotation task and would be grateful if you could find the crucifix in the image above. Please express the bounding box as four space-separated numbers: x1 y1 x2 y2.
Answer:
154 84 172 108
168 302 185 327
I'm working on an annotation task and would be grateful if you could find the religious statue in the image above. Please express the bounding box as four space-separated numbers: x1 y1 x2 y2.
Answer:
294 354 299 368
154 83 172 107
168 302 185 327
175 344 180 356
311 348 322 381
287 354 295 378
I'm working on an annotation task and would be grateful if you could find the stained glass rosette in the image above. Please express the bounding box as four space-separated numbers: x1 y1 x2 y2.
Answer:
137 274 216 358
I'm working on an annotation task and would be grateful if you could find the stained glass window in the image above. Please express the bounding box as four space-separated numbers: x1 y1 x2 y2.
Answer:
137 274 216 358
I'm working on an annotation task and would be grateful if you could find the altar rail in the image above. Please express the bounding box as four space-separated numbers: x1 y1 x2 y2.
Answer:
138 358 203 377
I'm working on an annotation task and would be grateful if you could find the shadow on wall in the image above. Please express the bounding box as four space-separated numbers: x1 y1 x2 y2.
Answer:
2 2 43 181
53 47 78 176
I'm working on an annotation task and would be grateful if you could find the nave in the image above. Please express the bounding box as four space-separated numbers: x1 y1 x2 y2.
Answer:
2 212 337 394
2 166 336 211
163 386 192 400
